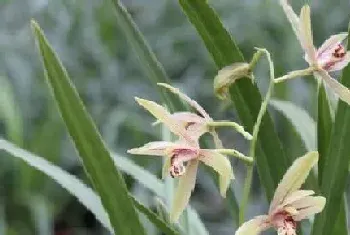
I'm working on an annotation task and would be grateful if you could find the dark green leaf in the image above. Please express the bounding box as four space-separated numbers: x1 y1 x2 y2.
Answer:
317 83 333 185
312 23 350 235
31 20 145 235
177 0 288 201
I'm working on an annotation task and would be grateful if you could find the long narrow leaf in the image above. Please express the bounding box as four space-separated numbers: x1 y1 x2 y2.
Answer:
0 139 113 233
270 99 316 151
0 140 180 235
31 20 145 235
108 0 176 111
317 84 333 185
312 24 350 235
178 0 288 201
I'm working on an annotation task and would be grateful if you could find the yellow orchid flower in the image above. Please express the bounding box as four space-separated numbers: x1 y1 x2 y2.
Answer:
279 0 350 105
235 151 326 235
127 141 234 222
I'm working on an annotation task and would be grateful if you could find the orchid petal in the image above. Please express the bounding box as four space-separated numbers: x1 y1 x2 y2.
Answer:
299 5 316 62
269 151 318 213
292 196 326 221
157 83 211 120
127 141 176 156
280 0 300 39
235 215 270 235
170 160 199 222
317 33 348 57
329 52 350 71
315 70 350 105
199 150 234 197
135 97 193 143
281 190 315 207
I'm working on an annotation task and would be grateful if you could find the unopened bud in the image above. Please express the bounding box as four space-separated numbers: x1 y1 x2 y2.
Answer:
214 63 252 100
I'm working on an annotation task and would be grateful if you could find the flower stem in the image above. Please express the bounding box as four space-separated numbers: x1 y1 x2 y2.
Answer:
214 149 253 164
239 48 275 225
274 67 315 83
207 121 253 140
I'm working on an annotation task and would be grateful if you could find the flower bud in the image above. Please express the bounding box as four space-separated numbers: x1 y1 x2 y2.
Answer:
214 62 252 100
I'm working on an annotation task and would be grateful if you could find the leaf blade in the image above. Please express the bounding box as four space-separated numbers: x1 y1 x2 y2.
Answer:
31 20 145 235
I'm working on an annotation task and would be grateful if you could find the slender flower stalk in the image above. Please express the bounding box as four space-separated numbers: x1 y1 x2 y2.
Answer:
236 151 326 235
214 149 253 164
239 48 275 225
207 121 253 140
279 0 350 105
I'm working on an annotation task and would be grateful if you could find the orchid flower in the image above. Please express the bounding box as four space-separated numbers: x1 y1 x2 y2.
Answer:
157 83 252 141
279 0 350 105
127 140 234 222
235 151 326 235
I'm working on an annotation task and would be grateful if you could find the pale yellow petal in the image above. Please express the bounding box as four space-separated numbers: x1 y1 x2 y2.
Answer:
269 151 318 213
292 196 326 221
315 70 350 105
281 190 315 207
299 5 316 62
127 141 176 156
317 33 348 56
135 97 193 143
280 0 300 38
157 83 211 120
170 160 199 222
235 215 270 235
199 150 234 197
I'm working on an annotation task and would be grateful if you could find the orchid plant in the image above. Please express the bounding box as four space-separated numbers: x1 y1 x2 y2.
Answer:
129 0 340 230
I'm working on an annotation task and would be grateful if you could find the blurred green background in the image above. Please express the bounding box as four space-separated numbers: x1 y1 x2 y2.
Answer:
0 0 349 234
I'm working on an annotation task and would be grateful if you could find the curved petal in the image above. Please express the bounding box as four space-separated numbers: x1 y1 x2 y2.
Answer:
281 190 315 207
329 52 350 72
135 98 193 143
299 5 316 62
235 215 270 235
127 141 176 156
292 196 326 221
157 83 211 120
199 150 234 197
315 70 350 105
170 160 199 222
317 33 348 56
269 151 318 213
280 0 300 38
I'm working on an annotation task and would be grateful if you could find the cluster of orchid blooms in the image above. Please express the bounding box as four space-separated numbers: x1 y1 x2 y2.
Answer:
128 0 350 234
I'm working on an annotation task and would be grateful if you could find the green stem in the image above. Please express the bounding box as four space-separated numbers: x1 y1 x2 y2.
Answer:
214 149 253 164
207 121 253 140
239 48 275 225
274 67 315 83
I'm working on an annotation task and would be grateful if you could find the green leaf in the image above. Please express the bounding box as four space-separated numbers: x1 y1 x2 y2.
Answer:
31 20 145 235
311 23 350 235
0 139 113 233
270 99 316 151
316 84 333 185
0 140 180 235
108 0 177 111
178 0 288 201
317 83 334 179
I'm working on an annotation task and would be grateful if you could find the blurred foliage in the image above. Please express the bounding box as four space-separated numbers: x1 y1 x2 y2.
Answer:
0 0 349 234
